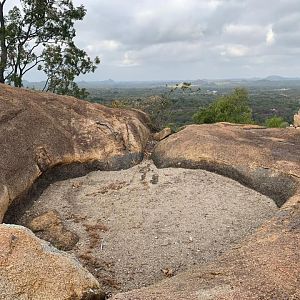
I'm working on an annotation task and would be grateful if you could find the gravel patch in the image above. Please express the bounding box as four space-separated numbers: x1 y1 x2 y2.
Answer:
16 160 278 296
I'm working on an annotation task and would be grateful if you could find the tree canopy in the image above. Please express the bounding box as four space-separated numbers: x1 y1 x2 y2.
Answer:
0 0 99 98
193 88 253 125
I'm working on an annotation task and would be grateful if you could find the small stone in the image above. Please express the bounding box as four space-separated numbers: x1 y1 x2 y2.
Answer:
28 210 79 251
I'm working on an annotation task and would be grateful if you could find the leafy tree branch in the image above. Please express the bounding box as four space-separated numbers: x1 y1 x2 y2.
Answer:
0 0 99 98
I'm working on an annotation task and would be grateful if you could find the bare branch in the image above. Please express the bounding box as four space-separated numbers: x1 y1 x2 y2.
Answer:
23 58 44 75
0 0 7 7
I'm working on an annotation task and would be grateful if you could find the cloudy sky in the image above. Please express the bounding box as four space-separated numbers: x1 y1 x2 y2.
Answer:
69 0 300 81
10 0 297 81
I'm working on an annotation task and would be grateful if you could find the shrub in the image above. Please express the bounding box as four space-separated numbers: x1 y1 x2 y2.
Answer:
265 116 288 128
193 88 253 125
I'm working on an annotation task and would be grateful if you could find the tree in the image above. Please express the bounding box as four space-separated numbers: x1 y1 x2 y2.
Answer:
265 116 288 128
111 82 195 131
111 95 172 131
193 88 253 125
0 0 99 98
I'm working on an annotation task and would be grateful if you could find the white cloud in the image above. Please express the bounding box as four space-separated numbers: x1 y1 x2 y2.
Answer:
101 40 121 51
266 26 275 45
121 52 140 67
223 24 262 35
220 45 250 57
69 0 300 79
86 40 121 53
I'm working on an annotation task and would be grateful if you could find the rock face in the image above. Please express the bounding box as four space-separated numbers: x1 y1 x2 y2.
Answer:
1 84 299 300
0 83 150 222
0 224 104 300
0 84 150 299
112 123 300 300
152 123 300 207
153 127 172 141
294 110 300 127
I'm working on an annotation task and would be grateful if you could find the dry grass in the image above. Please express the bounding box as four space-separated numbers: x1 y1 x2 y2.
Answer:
85 181 127 197
83 222 109 249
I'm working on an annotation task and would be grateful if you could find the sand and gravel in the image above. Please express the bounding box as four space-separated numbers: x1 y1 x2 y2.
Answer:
16 160 278 296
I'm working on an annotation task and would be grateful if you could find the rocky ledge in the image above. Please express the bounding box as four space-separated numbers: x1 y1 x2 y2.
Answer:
0 224 103 299
0 84 150 299
114 123 300 299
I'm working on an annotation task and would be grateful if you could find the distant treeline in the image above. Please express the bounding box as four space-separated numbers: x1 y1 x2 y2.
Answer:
87 84 300 130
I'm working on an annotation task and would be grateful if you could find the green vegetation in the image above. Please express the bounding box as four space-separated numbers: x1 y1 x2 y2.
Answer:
0 0 99 98
111 95 172 131
192 88 253 124
265 116 288 128
86 81 299 130
107 83 196 130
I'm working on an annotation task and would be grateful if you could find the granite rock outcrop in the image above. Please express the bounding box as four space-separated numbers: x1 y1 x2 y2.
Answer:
0 84 150 299
112 123 300 299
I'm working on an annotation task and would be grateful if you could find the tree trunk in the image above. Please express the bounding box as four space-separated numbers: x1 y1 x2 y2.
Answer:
0 3 7 83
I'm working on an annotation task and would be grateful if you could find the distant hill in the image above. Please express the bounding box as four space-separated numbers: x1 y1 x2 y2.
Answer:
264 75 300 81
21 76 300 90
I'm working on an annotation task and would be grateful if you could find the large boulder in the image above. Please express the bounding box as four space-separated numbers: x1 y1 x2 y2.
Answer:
0 224 104 300
0 84 150 299
0 84 150 222
152 123 300 207
112 123 300 300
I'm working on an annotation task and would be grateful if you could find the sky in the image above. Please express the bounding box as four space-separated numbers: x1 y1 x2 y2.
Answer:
11 0 300 81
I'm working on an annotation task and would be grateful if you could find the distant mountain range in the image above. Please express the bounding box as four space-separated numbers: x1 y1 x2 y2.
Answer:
23 76 300 90
264 75 300 81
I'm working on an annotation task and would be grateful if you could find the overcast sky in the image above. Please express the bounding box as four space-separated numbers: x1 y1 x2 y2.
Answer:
27 0 300 80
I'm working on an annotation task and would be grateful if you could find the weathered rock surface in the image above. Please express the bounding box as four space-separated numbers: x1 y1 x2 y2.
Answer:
15 161 277 295
0 83 150 222
153 127 172 141
112 123 300 299
152 123 300 207
294 110 300 127
0 84 150 299
28 210 79 250
1 83 299 300
113 200 300 300
0 224 104 300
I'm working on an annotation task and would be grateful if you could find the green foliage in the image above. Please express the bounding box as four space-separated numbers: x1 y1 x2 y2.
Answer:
108 83 195 130
167 82 194 93
87 83 300 129
0 0 99 98
265 116 288 128
193 88 254 124
110 95 171 130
